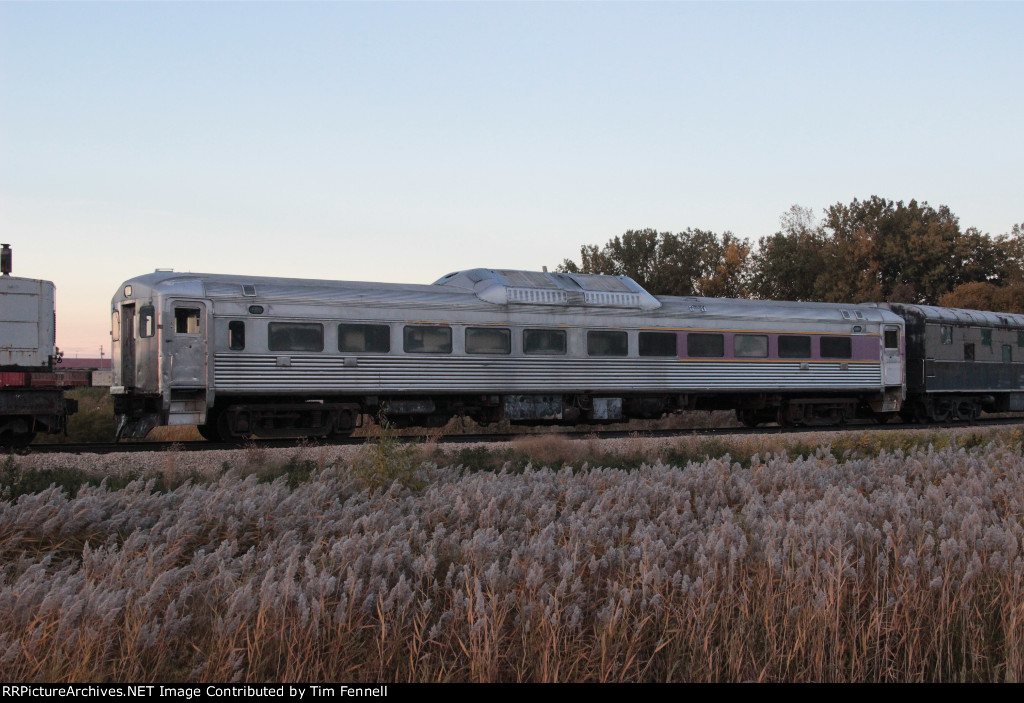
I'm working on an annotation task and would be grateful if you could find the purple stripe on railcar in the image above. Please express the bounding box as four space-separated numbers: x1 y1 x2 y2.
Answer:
676 331 881 361
848 335 882 362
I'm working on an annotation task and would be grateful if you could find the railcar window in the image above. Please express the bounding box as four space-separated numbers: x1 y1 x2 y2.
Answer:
964 343 975 361
639 331 677 357
941 326 953 344
175 308 201 335
1019 331 1024 348
686 333 724 358
982 329 992 347
524 329 566 355
229 321 245 351
884 329 900 349
404 326 452 354
820 336 852 359
111 311 119 342
587 330 628 357
139 306 155 339
734 334 768 358
466 327 511 355
339 324 390 353
1003 345 1013 363
268 322 324 352
778 335 811 359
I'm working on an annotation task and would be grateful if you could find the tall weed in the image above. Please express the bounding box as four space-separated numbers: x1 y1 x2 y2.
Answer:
5 424 1024 682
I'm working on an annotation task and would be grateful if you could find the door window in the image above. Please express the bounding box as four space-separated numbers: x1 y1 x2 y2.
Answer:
175 308 201 334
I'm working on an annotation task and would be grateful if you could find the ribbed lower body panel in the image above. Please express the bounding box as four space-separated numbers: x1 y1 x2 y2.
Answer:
213 355 883 394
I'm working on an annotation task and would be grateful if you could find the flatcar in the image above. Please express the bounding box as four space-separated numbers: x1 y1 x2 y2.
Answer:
0 244 77 447
110 268 905 440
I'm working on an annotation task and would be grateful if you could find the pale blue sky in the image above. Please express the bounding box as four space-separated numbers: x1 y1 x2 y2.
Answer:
1 1 1021 355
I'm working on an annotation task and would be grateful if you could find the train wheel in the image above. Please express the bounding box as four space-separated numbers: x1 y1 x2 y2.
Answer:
1 430 35 448
327 410 357 439
929 400 952 423
197 411 246 443
218 412 251 443
328 421 354 440
900 402 925 424
872 412 897 425
955 400 979 423
736 409 759 428
197 422 223 442
776 402 802 427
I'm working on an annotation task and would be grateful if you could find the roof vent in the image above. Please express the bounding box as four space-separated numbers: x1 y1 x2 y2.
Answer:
433 268 662 310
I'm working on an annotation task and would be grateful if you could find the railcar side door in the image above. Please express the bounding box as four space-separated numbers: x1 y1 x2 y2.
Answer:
121 303 136 388
882 325 902 386
166 301 209 388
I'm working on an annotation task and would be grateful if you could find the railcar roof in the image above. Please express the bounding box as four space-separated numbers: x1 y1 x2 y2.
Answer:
658 296 901 324
886 303 1024 329
116 269 903 324
0 275 56 292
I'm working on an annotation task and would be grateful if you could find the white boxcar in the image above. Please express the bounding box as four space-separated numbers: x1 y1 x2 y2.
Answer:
110 268 905 440
1 275 56 370
0 260 76 446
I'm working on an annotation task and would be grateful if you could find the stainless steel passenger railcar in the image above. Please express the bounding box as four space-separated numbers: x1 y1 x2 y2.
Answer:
110 268 905 440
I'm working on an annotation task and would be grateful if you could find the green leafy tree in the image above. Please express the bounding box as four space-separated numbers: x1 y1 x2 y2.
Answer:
937 281 1000 311
816 197 964 303
749 205 828 301
561 207 1021 308
939 223 1024 312
759 197 1016 306
559 228 752 297
991 223 1024 285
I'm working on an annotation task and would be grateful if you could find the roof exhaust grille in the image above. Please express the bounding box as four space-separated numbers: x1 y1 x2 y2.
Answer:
433 268 661 310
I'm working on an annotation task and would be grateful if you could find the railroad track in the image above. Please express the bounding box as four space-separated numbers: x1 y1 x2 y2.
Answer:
19 415 1024 455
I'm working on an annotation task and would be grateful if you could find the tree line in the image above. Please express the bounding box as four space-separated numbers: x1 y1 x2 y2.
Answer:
558 196 1024 312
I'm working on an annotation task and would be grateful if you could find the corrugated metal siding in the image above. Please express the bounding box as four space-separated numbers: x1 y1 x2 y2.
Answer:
924 360 1024 392
0 372 27 387
214 355 883 393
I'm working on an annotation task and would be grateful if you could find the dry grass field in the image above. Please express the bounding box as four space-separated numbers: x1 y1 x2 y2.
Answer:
3 425 1024 682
